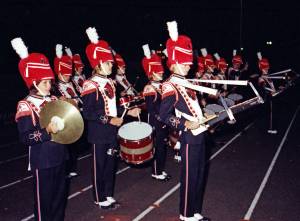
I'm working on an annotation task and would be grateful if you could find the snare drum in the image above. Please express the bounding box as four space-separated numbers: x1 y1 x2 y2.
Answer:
118 121 153 164
204 104 224 115
227 93 243 103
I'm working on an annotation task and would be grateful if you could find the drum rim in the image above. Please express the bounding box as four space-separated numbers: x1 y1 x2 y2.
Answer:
120 152 154 165
118 135 152 143
118 121 153 141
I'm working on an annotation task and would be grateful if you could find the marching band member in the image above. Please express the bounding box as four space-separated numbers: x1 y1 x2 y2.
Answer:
195 56 205 79
82 27 140 209
228 49 248 80
71 51 86 94
214 53 235 107
142 44 171 181
54 44 82 105
113 51 137 96
12 38 68 221
162 47 182 162
159 21 210 221
257 52 277 95
54 44 81 178
201 48 216 80
197 49 225 116
226 50 245 103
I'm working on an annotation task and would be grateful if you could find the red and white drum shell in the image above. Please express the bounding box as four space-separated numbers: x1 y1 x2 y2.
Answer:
118 121 153 164
169 129 180 149
119 95 134 107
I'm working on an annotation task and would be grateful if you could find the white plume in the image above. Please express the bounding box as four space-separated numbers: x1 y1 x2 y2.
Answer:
162 48 168 57
233 49 237 56
56 44 63 58
257 52 262 60
65 47 72 58
200 48 207 57
142 44 151 59
11 38 29 59
86 27 99 44
214 53 220 60
167 21 178 41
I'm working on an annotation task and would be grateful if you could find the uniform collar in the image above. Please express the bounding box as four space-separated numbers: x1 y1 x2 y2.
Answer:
58 79 70 84
94 73 108 79
171 74 185 79
29 93 51 100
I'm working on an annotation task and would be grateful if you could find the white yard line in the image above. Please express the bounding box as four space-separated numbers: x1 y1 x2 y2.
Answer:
132 122 254 221
0 154 28 165
0 153 92 190
0 141 18 149
243 106 299 220
21 166 131 221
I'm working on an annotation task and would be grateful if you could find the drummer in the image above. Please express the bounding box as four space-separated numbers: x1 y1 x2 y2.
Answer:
214 53 235 107
257 52 277 95
82 27 140 209
226 50 245 103
12 38 68 220
197 49 225 116
113 50 137 97
142 44 171 181
160 21 210 221
228 49 248 81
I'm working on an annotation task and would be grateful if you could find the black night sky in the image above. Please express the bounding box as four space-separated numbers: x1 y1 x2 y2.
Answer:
1 0 300 113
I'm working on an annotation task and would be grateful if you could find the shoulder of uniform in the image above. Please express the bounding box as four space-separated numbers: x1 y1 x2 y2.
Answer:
15 100 32 121
143 84 156 96
81 80 97 96
109 78 116 84
161 82 177 99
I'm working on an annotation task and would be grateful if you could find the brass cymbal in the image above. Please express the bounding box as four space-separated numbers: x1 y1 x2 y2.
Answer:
39 100 84 144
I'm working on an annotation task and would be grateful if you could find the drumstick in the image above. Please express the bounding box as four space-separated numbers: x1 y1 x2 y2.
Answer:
137 112 141 123
121 108 128 119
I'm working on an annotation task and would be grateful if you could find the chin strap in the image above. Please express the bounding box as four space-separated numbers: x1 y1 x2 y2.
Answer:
175 62 186 76
59 73 69 82
100 61 110 75
33 81 49 97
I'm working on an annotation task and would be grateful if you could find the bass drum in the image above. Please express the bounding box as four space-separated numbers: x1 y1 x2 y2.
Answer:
118 121 153 164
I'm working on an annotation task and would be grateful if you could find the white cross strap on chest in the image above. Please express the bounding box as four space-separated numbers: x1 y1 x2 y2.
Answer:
188 79 248 86
175 109 207 136
170 77 218 95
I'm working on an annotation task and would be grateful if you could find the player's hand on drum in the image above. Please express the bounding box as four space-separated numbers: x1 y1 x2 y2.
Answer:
200 98 207 107
184 120 200 130
110 117 123 127
127 107 141 117
46 121 59 134
59 96 67 101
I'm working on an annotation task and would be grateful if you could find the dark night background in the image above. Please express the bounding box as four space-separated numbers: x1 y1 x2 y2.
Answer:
1 0 299 124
